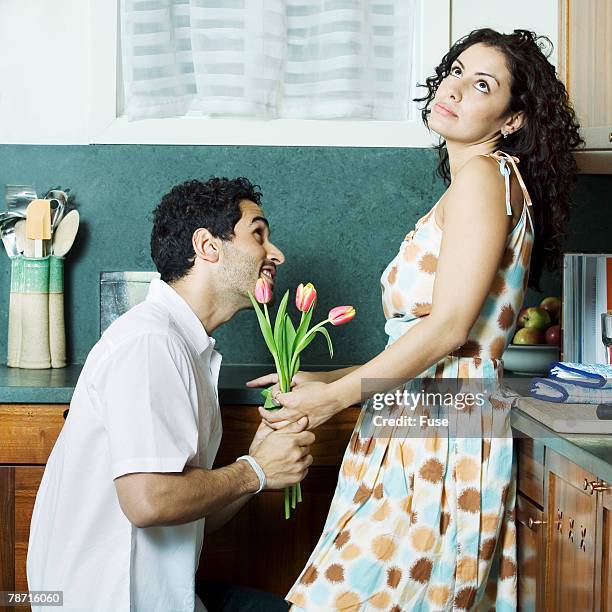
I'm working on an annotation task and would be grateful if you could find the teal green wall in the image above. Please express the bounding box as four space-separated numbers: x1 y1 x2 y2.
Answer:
0 145 610 366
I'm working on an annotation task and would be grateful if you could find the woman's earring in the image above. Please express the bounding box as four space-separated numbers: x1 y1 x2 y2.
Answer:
501 130 508 139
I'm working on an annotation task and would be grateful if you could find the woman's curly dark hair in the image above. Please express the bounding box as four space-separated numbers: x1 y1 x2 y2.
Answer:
151 177 263 283
414 28 584 290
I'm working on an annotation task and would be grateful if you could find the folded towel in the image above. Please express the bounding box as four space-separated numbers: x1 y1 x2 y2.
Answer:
530 377 612 404
548 361 612 389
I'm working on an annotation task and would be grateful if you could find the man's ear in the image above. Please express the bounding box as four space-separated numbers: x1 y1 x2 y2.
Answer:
192 228 220 263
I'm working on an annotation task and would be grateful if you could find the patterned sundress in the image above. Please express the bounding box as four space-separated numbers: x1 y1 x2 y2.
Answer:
287 151 535 611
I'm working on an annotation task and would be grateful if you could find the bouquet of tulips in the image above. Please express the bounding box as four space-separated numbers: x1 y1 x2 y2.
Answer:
248 278 355 518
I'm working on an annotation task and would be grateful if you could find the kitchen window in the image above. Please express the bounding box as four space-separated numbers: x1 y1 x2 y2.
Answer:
90 0 451 146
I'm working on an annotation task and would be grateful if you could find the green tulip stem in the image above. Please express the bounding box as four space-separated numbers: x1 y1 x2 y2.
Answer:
284 487 290 519
289 318 330 375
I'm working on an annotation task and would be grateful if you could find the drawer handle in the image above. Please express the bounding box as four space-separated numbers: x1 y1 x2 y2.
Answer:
584 479 609 494
580 526 587 551
527 517 545 530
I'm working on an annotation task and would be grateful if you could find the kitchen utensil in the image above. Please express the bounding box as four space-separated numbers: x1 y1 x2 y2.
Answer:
52 210 79 256
14 220 26 255
49 198 65 231
0 217 20 257
5 185 37 216
26 199 52 258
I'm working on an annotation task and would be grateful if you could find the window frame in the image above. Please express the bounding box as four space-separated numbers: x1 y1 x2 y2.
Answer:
89 0 451 147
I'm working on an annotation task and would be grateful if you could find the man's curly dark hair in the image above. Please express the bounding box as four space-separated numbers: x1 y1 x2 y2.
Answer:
414 28 584 291
151 177 263 283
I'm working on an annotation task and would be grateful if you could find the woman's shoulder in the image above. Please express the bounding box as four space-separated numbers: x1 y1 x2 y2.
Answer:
448 154 506 203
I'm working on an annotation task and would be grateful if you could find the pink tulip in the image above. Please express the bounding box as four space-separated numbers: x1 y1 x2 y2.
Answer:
328 305 356 326
255 277 272 304
296 283 317 312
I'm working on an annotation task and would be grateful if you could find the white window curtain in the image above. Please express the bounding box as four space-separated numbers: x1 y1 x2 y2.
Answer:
120 0 419 121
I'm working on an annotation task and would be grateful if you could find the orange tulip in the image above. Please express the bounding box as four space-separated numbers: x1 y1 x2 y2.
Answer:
296 282 317 312
255 277 272 304
328 305 356 326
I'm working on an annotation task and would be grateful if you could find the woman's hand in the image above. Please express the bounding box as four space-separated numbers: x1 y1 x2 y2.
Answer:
258 381 340 430
246 371 329 405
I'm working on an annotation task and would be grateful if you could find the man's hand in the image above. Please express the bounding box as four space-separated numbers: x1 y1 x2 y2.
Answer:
258 381 340 430
248 419 274 455
251 417 314 489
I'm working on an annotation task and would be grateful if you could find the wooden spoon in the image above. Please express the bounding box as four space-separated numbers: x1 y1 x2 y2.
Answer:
52 210 79 257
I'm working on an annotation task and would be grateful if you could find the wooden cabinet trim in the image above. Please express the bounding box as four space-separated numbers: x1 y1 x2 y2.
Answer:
516 437 545 507
0 404 67 465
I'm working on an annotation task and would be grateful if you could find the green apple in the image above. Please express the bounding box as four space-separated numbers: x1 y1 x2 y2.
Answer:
540 296 561 323
513 327 545 345
522 306 551 330
516 307 529 329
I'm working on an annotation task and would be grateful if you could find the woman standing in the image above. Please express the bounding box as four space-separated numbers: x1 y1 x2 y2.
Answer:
249 29 582 611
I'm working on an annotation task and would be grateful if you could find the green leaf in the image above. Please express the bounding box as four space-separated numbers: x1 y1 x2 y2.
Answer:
261 386 280 410
248 292 277 356
292 303 314 354
316 326 334 359
285 315 296 356
273 290 290 348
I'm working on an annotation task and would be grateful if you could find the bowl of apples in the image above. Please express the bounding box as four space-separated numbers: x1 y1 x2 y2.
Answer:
502 296 561 375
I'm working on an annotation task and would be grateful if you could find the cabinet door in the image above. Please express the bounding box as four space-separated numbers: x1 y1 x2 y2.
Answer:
0 466 44 612
545 450 598 611
516 437 545 507
198 404 360 596
516 494 546 611
559 0 612 152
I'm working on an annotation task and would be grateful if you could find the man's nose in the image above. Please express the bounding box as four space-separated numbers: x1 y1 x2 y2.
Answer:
267 241 285 265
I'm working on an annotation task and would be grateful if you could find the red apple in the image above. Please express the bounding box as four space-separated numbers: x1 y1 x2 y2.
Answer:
522 306 551 330
540 296 562 323
545 324 561 346
513 327 545 345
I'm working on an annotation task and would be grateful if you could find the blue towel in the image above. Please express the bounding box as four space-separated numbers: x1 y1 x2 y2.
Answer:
530 376 612 403
548 361 612 389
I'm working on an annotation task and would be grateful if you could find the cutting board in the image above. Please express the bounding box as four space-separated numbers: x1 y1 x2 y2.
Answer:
518 397 612 434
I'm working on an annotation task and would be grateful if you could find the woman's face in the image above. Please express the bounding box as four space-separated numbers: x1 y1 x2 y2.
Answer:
428 42 515 144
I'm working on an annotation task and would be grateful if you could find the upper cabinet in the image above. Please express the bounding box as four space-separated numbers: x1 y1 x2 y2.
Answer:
558 0 612 172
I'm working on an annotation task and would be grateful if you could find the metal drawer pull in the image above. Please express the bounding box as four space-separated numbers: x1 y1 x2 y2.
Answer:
590 481 609 492
527 517 545 530
584 478 609 494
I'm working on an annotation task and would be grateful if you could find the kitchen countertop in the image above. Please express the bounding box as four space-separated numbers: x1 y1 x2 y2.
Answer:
1 364 611 481
0 363 337 405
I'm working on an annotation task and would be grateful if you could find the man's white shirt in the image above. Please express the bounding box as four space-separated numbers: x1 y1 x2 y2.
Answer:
27 278 223 611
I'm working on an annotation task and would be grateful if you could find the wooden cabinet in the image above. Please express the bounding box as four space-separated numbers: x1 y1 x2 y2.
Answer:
558 0 612 171
2 405 611 611
597 487 612 611
198 404 360 594
515 437 547 611
0 402 359 608
515 438 612 612
545 449 599 611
